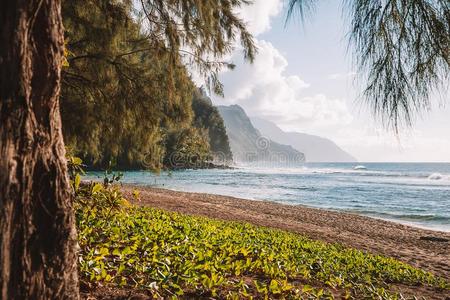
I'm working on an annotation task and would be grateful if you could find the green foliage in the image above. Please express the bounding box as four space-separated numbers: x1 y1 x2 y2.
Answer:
163 127 212 169
138 0 256 95
60 0 235 170
68 155 130 212
70 156 449 298
61 0 189 169
77 205 449 299
192 88 233 163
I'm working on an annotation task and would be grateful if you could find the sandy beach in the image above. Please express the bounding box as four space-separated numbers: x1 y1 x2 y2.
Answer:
123 185 450 280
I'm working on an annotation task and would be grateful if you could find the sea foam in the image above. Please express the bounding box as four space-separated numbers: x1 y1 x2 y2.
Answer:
428 173 445 180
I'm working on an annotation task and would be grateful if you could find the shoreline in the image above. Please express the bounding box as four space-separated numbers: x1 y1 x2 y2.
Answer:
352 213 450 234
220 193 450 233
123 185 450 279
299 205 450 233
126 183 450 234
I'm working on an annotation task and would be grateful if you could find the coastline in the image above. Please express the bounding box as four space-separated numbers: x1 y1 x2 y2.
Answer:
353 213 450 233
123 185 450 279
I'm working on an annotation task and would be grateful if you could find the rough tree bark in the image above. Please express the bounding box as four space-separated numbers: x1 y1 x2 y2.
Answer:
0 0 79 299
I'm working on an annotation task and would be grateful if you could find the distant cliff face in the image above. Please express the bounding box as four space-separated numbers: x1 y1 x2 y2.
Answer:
251 117 357 163
217 105 305 164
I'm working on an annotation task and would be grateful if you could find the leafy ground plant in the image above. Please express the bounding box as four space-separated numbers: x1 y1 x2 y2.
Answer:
72 159 449 299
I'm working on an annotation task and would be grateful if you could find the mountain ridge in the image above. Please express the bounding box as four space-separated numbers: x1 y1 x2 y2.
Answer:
217 105 305 164
251 117 357 162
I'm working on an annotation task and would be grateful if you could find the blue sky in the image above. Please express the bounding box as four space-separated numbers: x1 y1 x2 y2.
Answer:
260 1 351 98
211 0 450 162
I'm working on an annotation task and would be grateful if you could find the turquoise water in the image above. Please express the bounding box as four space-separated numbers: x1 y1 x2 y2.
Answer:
86 163 450 232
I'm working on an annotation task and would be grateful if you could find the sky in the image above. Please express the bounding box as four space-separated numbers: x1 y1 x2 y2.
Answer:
209 0 450 162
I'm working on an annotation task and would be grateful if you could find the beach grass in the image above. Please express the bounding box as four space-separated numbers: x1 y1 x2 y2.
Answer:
76 200 449 299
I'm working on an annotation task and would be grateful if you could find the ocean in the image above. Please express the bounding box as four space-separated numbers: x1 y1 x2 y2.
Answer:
86 163 450 232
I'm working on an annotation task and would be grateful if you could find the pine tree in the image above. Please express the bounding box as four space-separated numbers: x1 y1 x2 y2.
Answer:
61 0 239 170
1 0 256 297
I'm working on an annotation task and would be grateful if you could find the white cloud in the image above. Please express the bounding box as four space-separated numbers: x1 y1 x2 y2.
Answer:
208 0 450 162
189 0 283 86
211 2 354 132
237 0 283 36
328 71 357 80
332 126 450 162
213 40 353 131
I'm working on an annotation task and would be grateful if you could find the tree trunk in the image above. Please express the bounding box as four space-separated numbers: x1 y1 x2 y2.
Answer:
0 0 79 299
